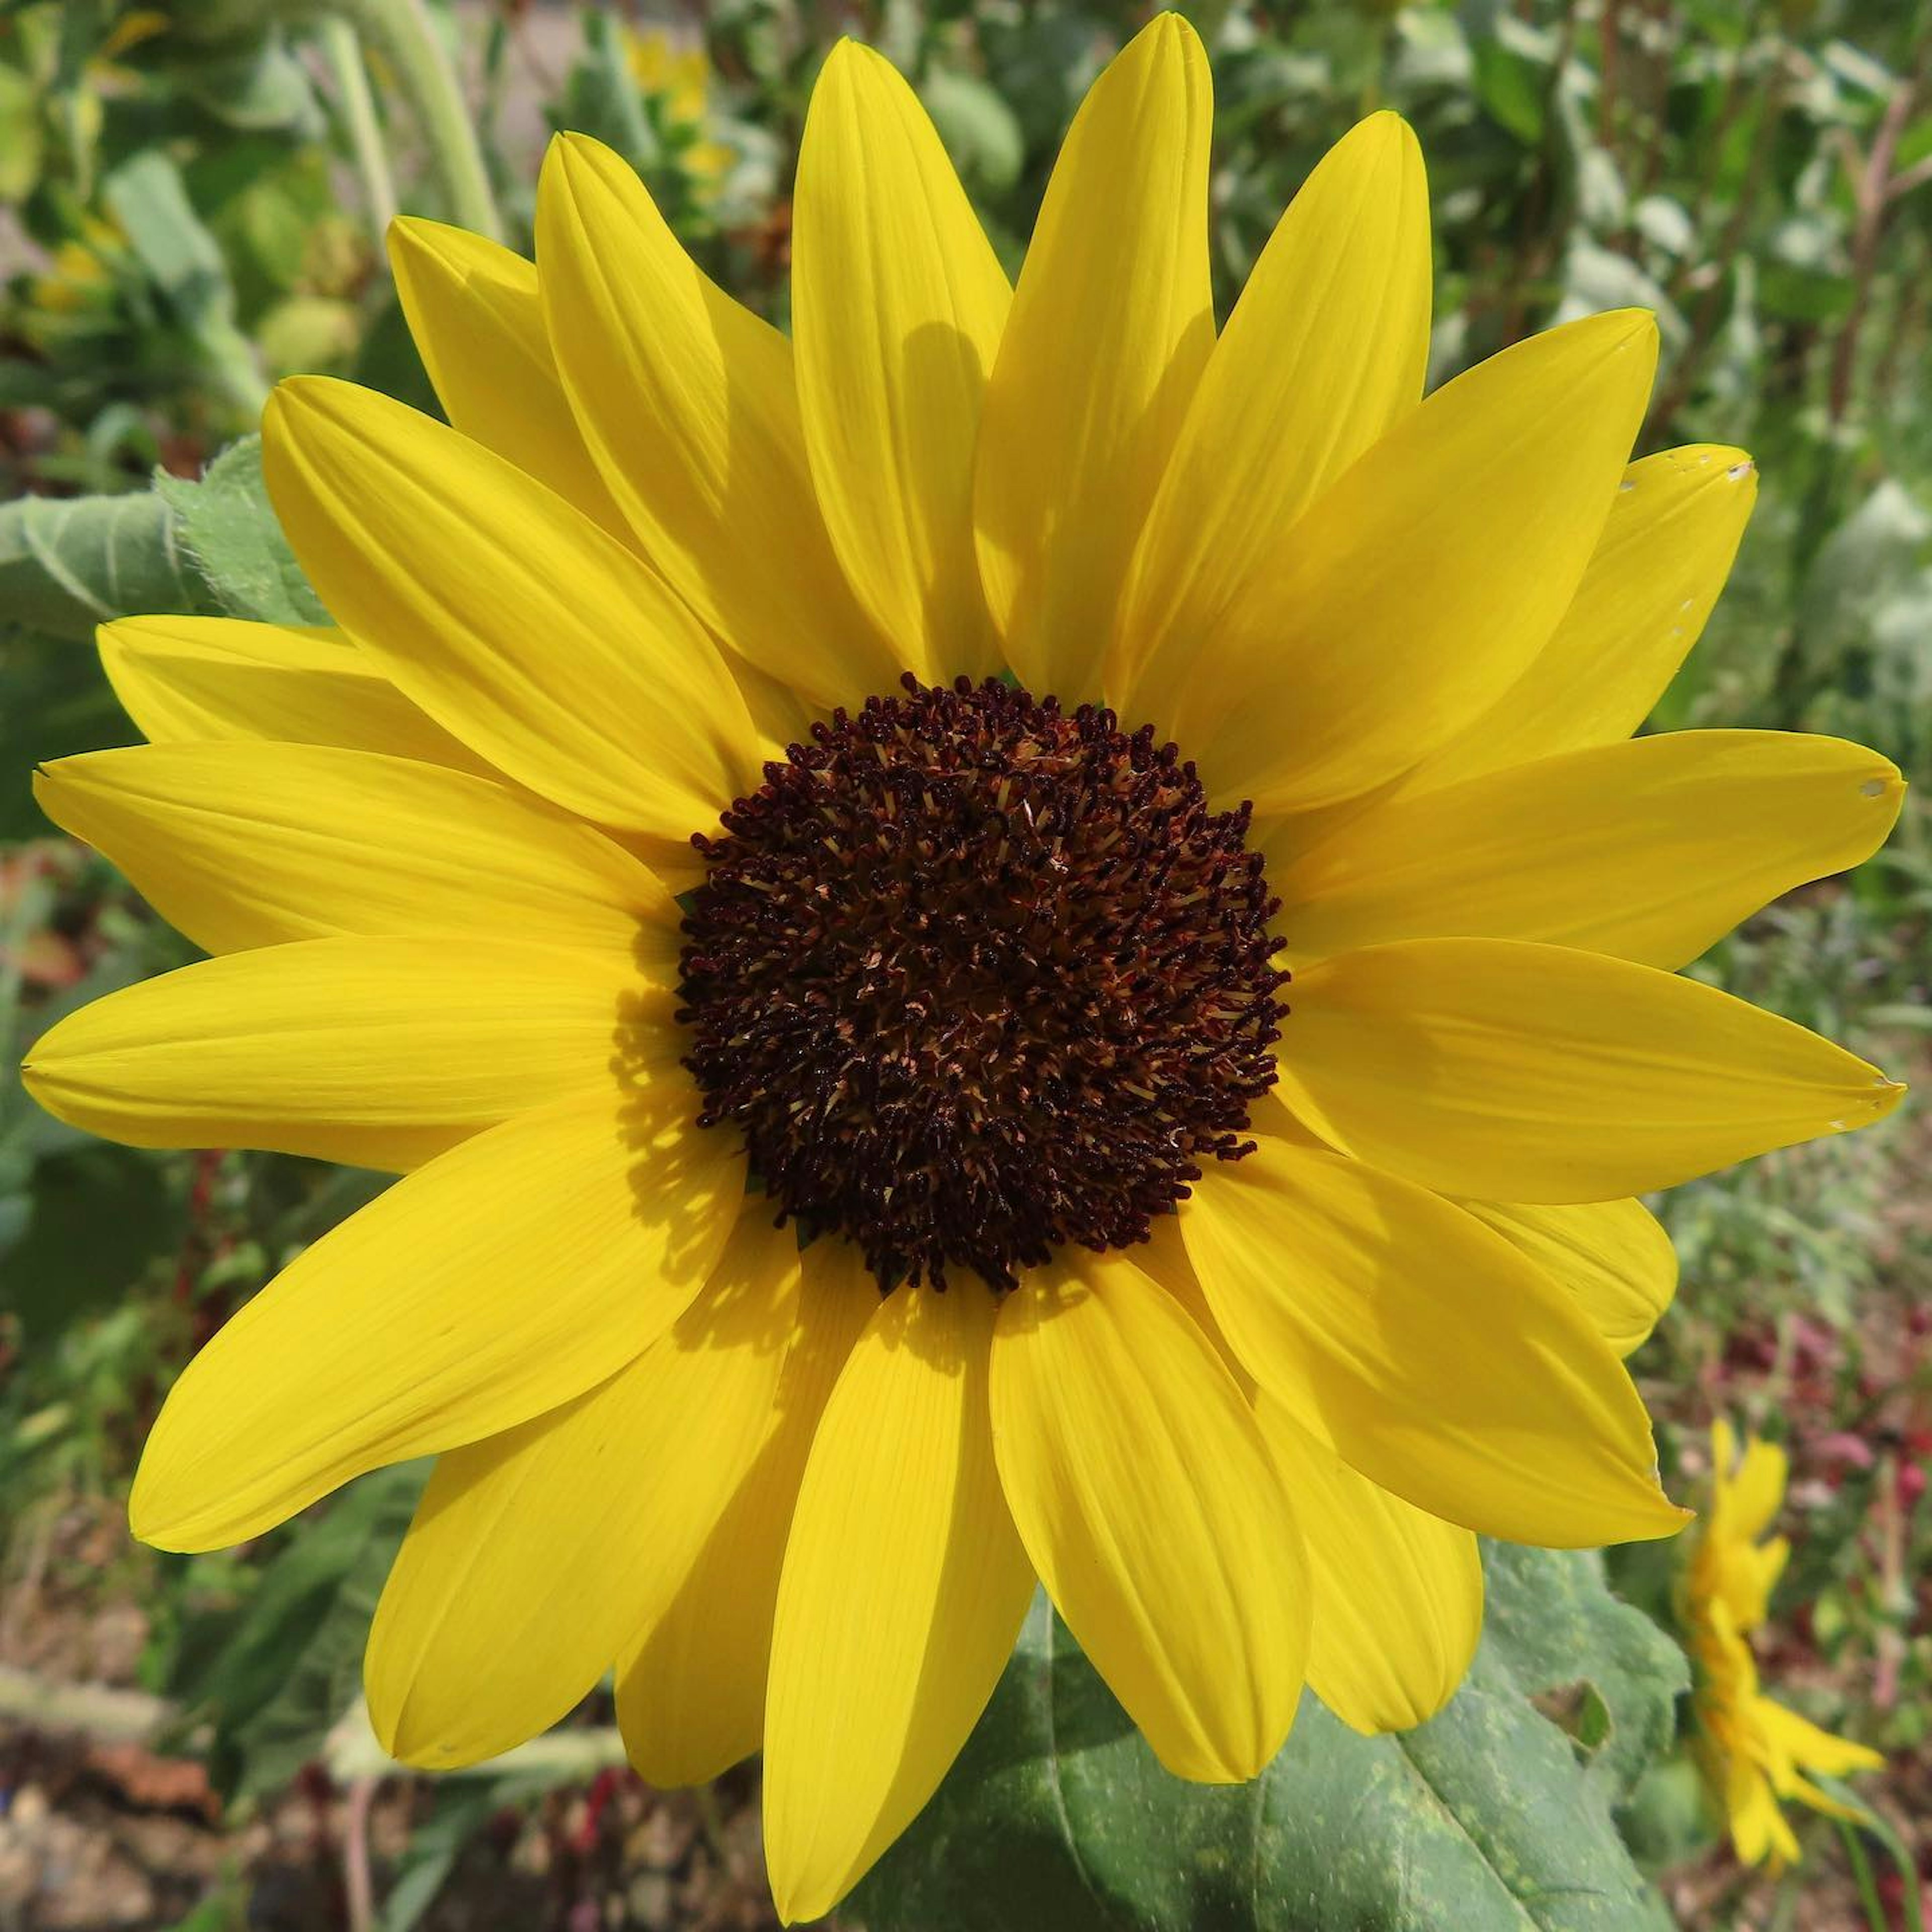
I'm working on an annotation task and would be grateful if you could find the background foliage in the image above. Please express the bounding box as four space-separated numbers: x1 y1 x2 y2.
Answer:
2 1 1928 1928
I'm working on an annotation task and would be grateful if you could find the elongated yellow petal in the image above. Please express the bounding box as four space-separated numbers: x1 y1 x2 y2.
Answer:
1754 1699 1883 1780
1255 1400 1480 1734
1729 1750 1800 1867
1129 1214 1258 1397
616 1236 875 1788
127 1089 743 1551
991 1252 1310 1781
387 216 629 538
262 377 754 843
1461 1198 1677 1356
1716 1430 1791 1545
734 655 821 766
34 743 677 964
1114 112 1429 699
98 617 491 772
1727 1747 1798 1866
793 42 1008 682
536 133 901 707
1278 937 1902 1202
367 1209 802 1768
1398 445 1758 794
22 936 649 1172
973 13 1214 701
1137 311 1658 815
1184 1136 1687 1546
763 1286 1033 1925
1270 731 1903 970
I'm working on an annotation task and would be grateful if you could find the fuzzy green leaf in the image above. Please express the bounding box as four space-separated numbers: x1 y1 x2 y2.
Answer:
0 493 210 642
850 1543 1686 1932
156 435 329 627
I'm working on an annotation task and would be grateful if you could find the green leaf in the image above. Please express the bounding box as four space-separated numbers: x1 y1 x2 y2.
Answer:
1471 20 1553 145
102 150 269 417
174 32 324 134
1479 1545 1690 1802
921 69 1026 195
168 1463 426 1800
0 629 139 835
850 1544 1686 1932
0 60 44 202
156 436 329 626
0 492 210 642
0 1143 183 1337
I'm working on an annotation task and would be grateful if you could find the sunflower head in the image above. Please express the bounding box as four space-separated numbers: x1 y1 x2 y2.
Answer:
17 12 1910 1923
679 672 1287 1291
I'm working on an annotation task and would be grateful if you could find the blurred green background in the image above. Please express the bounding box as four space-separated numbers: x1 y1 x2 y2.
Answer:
2 2 1928 1927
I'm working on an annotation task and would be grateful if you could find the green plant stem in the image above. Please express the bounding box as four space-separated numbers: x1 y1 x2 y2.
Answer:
1838 1820 1889 1932
1822 1775 1925 1932
319 16 397 245
302 0 502 241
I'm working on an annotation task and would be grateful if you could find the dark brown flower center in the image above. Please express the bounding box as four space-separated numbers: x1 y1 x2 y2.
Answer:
677 676 1287 1293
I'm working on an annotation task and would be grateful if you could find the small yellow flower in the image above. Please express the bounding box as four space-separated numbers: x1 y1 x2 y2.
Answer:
1686 1423 1884 1869
625 25 732 189
626 25 709 129
22 15 1905 1920
28 238 112 314
26 216 123 318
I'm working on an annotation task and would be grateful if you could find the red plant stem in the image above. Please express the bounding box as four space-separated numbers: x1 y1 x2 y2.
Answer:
1828 28 1931 426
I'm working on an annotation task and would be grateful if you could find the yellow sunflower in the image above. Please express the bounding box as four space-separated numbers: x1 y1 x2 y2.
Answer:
1685 1423 1884 1869
22 15 1906 1921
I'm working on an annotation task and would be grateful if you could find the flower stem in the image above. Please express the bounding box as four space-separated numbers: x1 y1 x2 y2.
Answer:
300 0 503 242
1836 1819 1888 1932
318 17 397 245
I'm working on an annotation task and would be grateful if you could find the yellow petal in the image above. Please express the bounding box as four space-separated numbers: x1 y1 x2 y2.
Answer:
792 41 1009 682
616 1236 875 1787
1397 445 1758 795
973 13 1214 701
1183 1135 1687 1546
763 1286 1033 1924
1460 1198 1677 1357
1269 730 1903 970
22 935 649 1172
261 376 754 843
386 216 629 539
367 1208 803 1768
1754 1699 1884 1780
98 616 492 773
1114 112 1429 700
1129 1213 1257 1398
1277 937 1903 1202
735 655 822 767
535 133 901 707
1255 1400 1480 1734
1727 1750 1797 1867
1136 311 1659 815
127 1089 743 1551
34 742 677 964
990 1251 1310 1781
1719 1433 1791 1545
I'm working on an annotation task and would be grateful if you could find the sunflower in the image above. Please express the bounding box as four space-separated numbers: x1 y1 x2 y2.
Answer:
22 14 1905 1920
1684 1423 1884 1868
